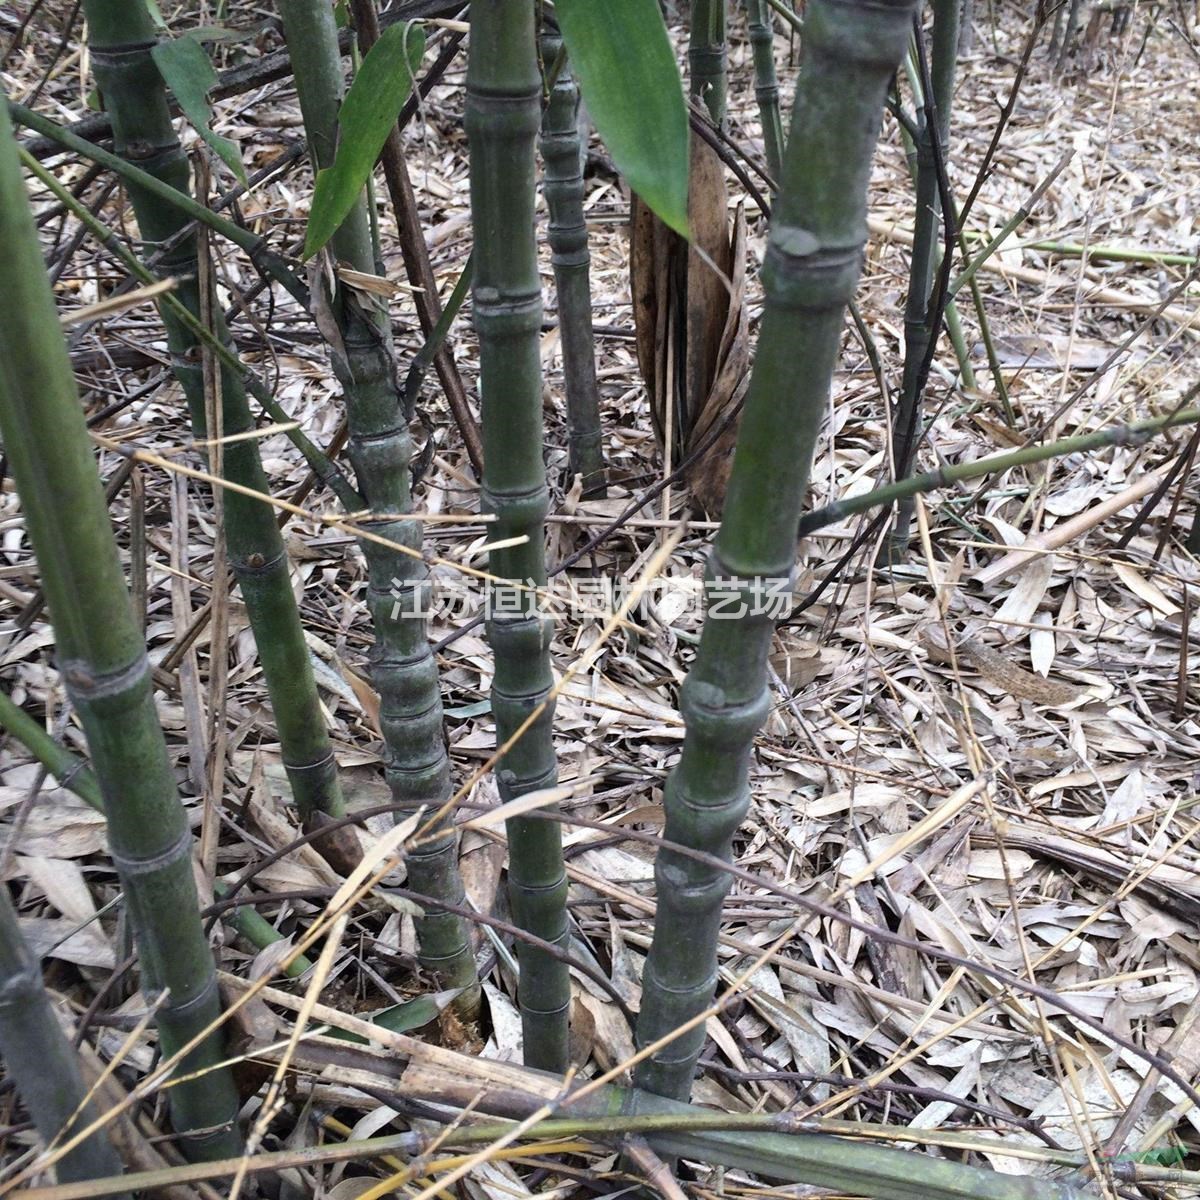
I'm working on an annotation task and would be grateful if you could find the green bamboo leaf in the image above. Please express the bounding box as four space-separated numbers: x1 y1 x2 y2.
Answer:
151 37 247 185
303 21 426 259
322 994 443 1041
554 0 688 236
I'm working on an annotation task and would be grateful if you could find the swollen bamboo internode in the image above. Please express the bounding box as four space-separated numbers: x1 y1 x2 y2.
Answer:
540 31 606 494
0 99 240 1159
467 0 571 1073
79 0 352 858
745 0 784 185
276 0 479 1007
634 0 921 1101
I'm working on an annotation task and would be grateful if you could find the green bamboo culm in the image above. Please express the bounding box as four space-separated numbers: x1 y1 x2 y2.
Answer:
745 0 784 185
0 100 240 1159
275 0 479 1009
633 0 919 1101
884 0 961 562
540 32 606 495
78 0 354 863
467 0 571 1073
0 889 128 1191
887 56 982 419
691 0 729 126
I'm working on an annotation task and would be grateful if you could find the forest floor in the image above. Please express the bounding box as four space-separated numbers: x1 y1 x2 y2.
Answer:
3 0 1200 1190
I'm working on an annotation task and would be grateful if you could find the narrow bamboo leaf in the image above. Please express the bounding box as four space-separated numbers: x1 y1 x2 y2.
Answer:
555 0 689 236
303 21 426 259
151 37 247 185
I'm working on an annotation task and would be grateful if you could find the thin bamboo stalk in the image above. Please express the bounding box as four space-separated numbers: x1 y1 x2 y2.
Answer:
540 32 606 494
12 1093 1094 1200
942 152 1074 428
886 0 960 560
211 882 314 978
466 0 570 1072
1055 0 1084 73
0 99 240 1159
1019 240 1197 267
76 0 353 861
796 402 1200 536
275 0 478 1008
947 152 1072 298
691 0 729 127
867 213 1200 328
347 0 484 479
633 0 918 1101
745 0 784 184
0 889 128 1191
0 691 103 810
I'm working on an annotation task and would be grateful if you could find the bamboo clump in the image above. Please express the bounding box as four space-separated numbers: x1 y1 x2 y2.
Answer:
3 3 1194 1195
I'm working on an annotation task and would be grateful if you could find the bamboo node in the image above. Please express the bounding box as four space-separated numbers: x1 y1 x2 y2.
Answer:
680 678 772 745
763 235 863 309
472 289 543 333
61 653 149 700
110 827 193 877
282 749 337 777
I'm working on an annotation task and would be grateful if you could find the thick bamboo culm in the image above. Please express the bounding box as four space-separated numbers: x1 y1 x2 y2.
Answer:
466 0 571 1073
0 100 240 1159
885 0 961 559
540 31 606 494
633 0 920 1101
0 889 128 1191
745 0 784 185
275 0 478 1005
79 0 351 855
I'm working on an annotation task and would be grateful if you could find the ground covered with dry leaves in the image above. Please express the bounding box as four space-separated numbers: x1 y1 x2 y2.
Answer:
3 0 1200 1192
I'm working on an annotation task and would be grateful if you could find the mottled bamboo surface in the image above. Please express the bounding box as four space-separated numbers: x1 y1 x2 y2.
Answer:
2 0 1200 1190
